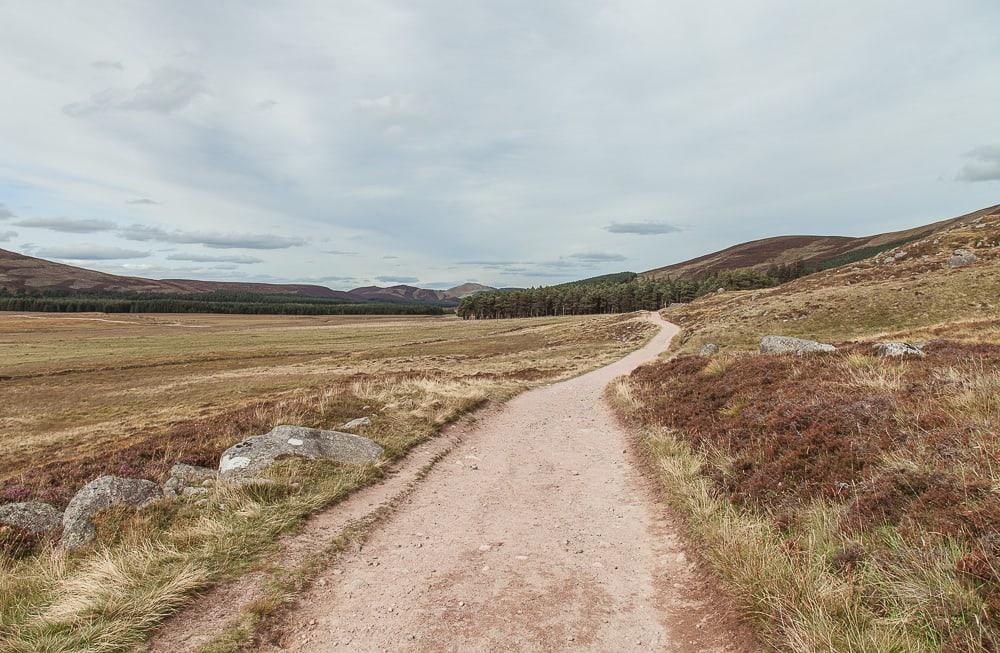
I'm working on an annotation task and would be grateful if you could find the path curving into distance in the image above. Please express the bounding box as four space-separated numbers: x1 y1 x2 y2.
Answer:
248 313 752 652
151 313 752 651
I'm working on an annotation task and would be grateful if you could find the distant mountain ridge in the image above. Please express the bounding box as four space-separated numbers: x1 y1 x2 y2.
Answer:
0 248 493 306
640 204 1000 279
343 282 495 305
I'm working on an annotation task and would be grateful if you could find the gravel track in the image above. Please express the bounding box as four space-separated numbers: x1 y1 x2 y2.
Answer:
252 314 753 652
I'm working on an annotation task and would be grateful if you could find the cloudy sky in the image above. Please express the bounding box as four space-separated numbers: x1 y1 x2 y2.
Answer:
1 1 999 289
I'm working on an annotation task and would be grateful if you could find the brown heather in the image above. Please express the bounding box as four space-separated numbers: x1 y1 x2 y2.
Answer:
616 209 1000 652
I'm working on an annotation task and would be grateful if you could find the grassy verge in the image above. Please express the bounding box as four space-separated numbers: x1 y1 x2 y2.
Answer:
196 421 462 653
0 313 655 652
666 214 1000 355
611 331 1000 652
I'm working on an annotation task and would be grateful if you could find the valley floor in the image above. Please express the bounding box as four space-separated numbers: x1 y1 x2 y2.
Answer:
151 313 752 652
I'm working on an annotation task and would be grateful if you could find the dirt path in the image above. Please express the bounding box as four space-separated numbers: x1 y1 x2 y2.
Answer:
246 314 751 652
150 313 753 652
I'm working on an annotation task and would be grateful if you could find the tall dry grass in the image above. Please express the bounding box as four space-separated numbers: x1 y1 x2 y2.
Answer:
0 313 654 652
610 372 999 653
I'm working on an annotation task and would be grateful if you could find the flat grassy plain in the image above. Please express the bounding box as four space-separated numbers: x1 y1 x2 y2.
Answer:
0 311 653 651
616 211 1000 651
0 313 649 504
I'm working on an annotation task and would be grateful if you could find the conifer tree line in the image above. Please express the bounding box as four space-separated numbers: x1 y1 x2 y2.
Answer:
0 288 444 316
456 267 794 319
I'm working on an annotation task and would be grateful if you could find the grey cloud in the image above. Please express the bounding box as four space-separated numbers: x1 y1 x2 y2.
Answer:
538 259 581 269
497 269 572 278
36 244 150 260
14 217 115 233
568 252 627 263
166 252 263 264
957 146 1000 182
322 249 360 256
312 275 359 284
119 224 305 249
0 203 14 220
6 2 999 288
92 60 124 71
64 66 206 116
356 94 420 120
382 255 399 259
375 275 419 283
127 198 162 205
0 230 17 242
605 221 683 235
457 260 520 266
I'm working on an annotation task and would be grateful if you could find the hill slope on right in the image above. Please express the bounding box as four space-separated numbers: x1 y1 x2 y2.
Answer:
642 203 1000 280
615 205 1000 652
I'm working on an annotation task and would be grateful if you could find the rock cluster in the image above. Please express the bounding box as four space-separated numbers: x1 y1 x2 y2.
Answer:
62 475 162 550
2 424 383 553
948 249 977 268
759 335 837 355
698 343 719 357
873 342 925 358
163 463 218 498
0 501 63 534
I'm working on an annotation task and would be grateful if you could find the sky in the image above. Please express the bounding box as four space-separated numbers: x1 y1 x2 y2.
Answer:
1 1 999 290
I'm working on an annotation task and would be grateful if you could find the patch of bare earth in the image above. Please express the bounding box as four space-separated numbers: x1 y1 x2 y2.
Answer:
151 315 754 652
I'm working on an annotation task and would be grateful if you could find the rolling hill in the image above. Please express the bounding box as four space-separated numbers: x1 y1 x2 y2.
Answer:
343 283 495 306
0 248 494 306
0 248 355 299
641 204 1000 279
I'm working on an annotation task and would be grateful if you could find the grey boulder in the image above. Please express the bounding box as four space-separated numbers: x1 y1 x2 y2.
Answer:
948 249 977 268
62 476 162 550
0 501 63 534
163 463 218 498
698 343 719 357
340 417 371 430
759 335 837 355
219 425 383 478
873 342 926 358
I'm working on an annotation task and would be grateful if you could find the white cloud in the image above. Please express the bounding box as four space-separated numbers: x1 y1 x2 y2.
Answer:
605 221 683 235
957 145 1000 182
569 252 627 262
91 60 124 71
63 66 207 116
14 217 115 233
355 94 420 120
119 224 305 249
376 275 419 283
36 244 150 260
0 2 998 287
166 252 263 264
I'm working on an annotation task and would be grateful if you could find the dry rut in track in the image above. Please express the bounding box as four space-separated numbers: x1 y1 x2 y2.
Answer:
153 313 754 652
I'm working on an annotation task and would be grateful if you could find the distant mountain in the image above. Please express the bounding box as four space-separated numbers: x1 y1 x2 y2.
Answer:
445 282 494 299
0 248 354 299
640 204 1000 279
0 248 495 306
554 272 637 287
346 285 453 305
344 283 497 306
